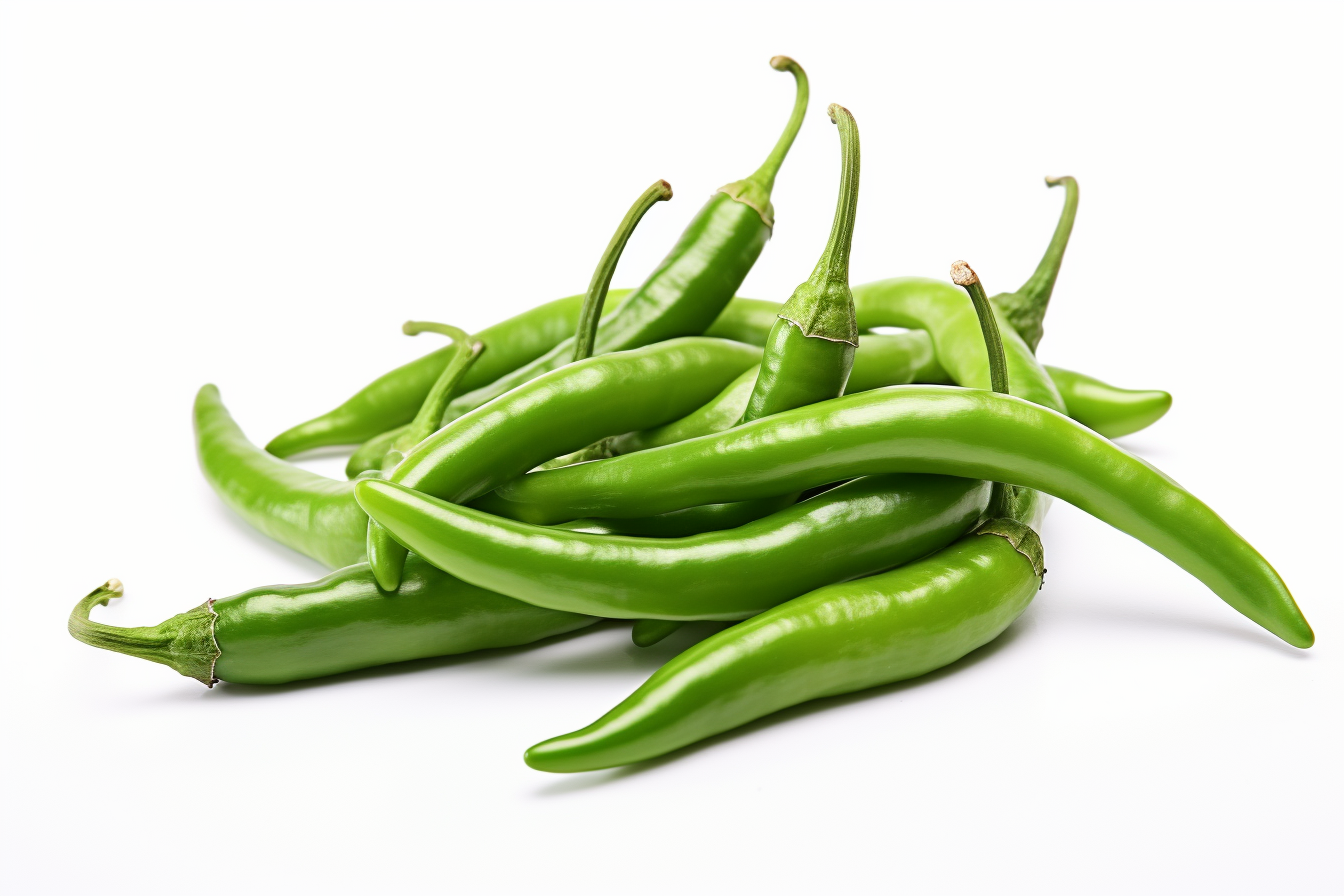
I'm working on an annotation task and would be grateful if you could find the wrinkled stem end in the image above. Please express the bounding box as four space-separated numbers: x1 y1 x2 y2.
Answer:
717 56 810 228
573 180 674 362
68 582 220 687
991 175 1079 353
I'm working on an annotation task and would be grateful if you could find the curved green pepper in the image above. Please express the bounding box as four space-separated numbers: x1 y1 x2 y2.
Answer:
265 289 632 458
197 338 762 571
524 493 1050 772
357 473 989 620
1043 365 1172 439
67 557 598 687
435 57 809 426
483 385 1311 647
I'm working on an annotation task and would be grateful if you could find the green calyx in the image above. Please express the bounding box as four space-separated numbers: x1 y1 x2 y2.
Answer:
777 103 860 345
973 517 1046 577
68 581 220 687
717 56 809 229
572 180 674 362
990 176 1079 353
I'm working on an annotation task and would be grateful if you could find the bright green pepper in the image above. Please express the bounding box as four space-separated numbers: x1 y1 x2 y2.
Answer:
197 338 763 571
524 259 1054 771
523 491 1050 773
481 384 1311 648
356 473 989 620
367 179 674 583
1042 365 1172 439
265 289 632 458
434 57 809 427
67 556 598 687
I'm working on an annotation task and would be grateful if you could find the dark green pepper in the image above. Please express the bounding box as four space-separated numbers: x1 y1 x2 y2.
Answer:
68 557 597 687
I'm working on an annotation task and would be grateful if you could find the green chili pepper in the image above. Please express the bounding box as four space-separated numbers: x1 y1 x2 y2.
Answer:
523 490 1050 772
197 338 762 571
67 557 598 687
364 178 674 583
1042 365 1172 439
365 322 487 585
595 335 1164 457
427 58 807 431
741 103 860 422
524 260 1051 771
356 473 989 620
481 383 1311 647
265 289 633 458
196 383 369 570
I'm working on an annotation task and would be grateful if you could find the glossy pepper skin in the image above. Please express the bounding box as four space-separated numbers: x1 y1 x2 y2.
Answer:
197 338 762 571
357 474 990 620
67 556 598 687
1042 365 1172 439
265 289 632 458
484 385 1312 647
524 492 1050 772
434 58 809 427
196 384 367 570
366 180 675 586
603 332 1165 454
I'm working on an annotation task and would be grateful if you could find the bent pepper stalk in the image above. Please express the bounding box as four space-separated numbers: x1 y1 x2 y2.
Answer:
425 57 810 427
522 269 1049 772
367 178 674 589
366 322 485 585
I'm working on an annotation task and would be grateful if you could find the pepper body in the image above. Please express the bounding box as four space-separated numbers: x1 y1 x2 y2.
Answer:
525 492 1050 773
1043 365 1172 439
485 385 1311 647
67 557 597 687
852 277 1066 412
212 557 596 684
440 195 775 424
199 339 762 571
357 474 990 620
739 103 862 423
196 384 366 570
265 290 631 458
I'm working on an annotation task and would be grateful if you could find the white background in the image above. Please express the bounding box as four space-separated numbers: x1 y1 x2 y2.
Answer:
2 2 1340 893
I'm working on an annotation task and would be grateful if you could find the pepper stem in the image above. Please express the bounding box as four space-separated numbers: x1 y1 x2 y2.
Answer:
776 104 861 343
991 176 1079 353
386 323 484 467
572 180 673 362
67 580 220 687
952 260 1013 519
716 56 810 228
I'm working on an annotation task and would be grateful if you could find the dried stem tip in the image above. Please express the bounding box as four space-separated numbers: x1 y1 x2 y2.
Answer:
770 55 797 71
950 260 980 287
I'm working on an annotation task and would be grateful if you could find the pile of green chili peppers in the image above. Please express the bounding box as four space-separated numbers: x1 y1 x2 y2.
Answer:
69 58 1313 774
